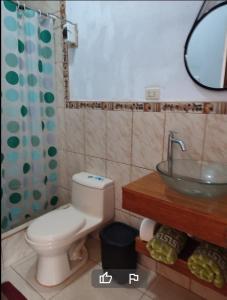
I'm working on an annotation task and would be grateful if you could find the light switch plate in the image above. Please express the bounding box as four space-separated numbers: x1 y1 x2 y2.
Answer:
145 87 160 100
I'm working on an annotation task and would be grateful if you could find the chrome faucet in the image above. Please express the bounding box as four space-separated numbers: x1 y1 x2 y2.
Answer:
168 131 187 174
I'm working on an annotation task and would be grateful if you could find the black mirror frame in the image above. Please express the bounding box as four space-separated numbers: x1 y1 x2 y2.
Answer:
184 1 227 91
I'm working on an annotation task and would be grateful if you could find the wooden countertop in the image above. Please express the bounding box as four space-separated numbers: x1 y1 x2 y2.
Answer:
122 172 227 248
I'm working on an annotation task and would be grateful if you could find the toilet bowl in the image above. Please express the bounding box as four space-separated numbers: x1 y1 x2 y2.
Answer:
25 172 114 286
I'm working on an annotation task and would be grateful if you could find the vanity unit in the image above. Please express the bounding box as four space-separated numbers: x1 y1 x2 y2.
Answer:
122 172 227 296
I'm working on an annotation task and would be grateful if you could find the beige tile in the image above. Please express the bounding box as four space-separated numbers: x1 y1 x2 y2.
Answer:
85 156 106 177
106 161 131 209
58 150 68 188
12 255 96 300
138 255 156 273
107 111 132 164
156 263 190 289
190 280 226 300
66 151 85 189
164 113 206 161
56 108 66 150
2 230 34 269
132 112 165 169
137 264 158 294
54 21 64 64
114 209 131 226
131 166 153 182
146 275 202 300
55 62 65 108
25 1 59 13
85 110 106 158
53 264 143 300
65 109 85 154
2 267 42 300
130 214 142 230
203 114 227 163
58 186 71 206
85 237 101 263
140 295 153 300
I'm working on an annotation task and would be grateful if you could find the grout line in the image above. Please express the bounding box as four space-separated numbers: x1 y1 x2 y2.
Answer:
12 266 46 300
200 114 208 162
130 111 134 181
161 111 167 161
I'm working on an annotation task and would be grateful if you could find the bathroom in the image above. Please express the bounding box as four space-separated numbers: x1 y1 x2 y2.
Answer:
1 0 227 299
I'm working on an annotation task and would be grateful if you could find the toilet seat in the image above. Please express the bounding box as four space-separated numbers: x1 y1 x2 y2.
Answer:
27 206 86 244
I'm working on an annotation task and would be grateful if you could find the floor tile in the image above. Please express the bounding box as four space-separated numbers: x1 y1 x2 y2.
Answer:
145 275 203 300
1 267 43 300
12 254 96 300
53 264 143 300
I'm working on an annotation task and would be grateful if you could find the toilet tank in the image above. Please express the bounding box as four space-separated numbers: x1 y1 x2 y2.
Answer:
71 172 114 222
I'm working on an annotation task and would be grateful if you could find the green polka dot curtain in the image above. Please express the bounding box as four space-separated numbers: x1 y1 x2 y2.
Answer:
1 1 59 232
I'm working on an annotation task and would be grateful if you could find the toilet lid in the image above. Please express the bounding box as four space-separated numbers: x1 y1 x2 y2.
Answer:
27 206 86 243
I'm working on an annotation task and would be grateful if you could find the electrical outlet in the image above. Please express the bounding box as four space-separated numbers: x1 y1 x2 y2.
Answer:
145 87 160 100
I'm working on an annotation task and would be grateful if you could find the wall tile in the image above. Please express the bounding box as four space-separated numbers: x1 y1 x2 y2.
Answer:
107 111 132 164
85 110 106 158
164 113 206 161
85 156 106 177
114 209 131 226
58 150 68 188
106 161 130 209
57 108 66 150
131 166 152 182
190 280 226 300
138 254 156 272
25 1 59 13
55 62 65 108
58 187 71 206
203 114 227 163
65 109 85 153
66 152 85 189
157 263 190 289
54 20 64 64
132 112 165 169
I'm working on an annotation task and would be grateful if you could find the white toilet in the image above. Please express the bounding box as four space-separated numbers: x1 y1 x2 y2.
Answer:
25 172 114 286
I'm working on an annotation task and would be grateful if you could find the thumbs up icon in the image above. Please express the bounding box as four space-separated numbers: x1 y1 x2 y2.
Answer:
99 271 112 284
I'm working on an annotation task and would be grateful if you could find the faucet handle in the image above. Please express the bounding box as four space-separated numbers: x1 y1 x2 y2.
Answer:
169 130 178 137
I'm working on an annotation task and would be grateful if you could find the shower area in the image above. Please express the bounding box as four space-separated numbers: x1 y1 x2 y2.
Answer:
1 0 63 234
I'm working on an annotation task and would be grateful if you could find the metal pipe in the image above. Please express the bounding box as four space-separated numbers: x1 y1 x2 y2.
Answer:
14 1 76 25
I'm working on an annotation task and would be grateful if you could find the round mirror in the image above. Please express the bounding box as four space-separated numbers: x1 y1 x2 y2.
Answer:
184 2 227 90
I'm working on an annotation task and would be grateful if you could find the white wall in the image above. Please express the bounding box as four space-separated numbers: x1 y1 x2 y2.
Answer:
66 1 227 101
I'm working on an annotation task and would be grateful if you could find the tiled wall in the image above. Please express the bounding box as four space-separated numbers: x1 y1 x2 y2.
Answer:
57 108 227 229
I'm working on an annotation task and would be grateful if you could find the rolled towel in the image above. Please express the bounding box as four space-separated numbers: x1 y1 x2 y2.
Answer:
146 225 187 265
188 242 227 288
139 218 156 242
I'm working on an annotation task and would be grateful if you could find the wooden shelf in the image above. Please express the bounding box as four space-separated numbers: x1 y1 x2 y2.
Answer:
122 172 227 295
136 237 227 296
122 172 227 248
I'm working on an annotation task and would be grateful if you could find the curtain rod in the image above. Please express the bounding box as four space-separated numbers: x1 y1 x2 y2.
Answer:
14 1 76 25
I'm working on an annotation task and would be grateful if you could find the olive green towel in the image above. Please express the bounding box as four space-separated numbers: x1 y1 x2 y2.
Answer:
188 242 227 288
146 225 187 265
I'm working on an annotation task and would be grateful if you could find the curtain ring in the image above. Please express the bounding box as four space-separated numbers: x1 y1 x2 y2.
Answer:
23 3 26 10
38 9 42 17
16 1 20 10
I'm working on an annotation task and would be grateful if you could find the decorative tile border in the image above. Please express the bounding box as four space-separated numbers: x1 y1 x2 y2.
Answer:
60 0 70 104
65 101 227 114
60 2 227 114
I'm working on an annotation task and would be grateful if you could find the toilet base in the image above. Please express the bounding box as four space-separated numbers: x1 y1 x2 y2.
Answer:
36 246 88 287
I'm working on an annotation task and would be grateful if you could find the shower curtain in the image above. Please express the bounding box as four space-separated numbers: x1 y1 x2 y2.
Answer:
1 1 58 232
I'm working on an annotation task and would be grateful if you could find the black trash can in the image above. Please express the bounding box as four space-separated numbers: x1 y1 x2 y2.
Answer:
100 222 139 284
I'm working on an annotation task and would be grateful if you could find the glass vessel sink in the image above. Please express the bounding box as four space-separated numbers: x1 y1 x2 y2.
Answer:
156 159 227 198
